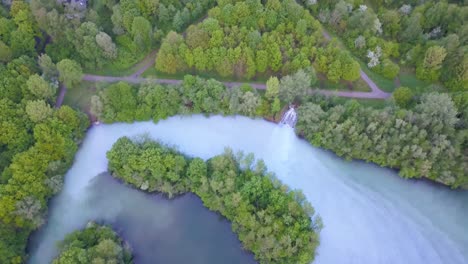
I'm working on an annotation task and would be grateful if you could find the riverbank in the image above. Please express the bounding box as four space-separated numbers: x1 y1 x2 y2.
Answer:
107 137 322 264
87 76 466 188
28 118 468 264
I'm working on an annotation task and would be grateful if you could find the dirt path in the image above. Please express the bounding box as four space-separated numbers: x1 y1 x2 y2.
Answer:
79 28 392 102
83 74 390 99
322 29 331 41
132 50 158 77
55 51 158 107
320 29 391 99
55 83 67 108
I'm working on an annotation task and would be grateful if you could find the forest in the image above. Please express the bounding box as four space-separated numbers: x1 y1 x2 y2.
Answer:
296 92 467 187
0 0 467 262
0 62 88 263
90 75 274 123
0 51 87 264
53 223 133 264
155 0 362 83
300 0 467 91
0 2 89 263
1 0 215 71
107 137 322 264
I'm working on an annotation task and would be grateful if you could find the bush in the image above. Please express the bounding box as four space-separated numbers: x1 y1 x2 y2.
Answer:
393 86 413 108
53 223 133 264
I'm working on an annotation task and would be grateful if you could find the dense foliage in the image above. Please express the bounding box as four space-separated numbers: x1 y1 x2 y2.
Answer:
0 0 465 262
93 72 468 188
24 0 214 71
300 0 467 91
90 75 275 123
107 137 322 264
53 223 133 264
0 3 89 263
297 93 468 187
155 0 360 82
0 71 88 263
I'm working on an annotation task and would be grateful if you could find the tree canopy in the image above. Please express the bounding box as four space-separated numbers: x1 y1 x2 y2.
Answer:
53 223 133 264
300 0 467 91
107 137 322 264
57 59 83 88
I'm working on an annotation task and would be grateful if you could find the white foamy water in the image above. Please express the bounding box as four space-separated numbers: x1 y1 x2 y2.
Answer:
29 115 468 264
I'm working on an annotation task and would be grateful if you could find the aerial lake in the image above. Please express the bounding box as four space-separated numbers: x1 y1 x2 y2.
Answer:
28 115 468 264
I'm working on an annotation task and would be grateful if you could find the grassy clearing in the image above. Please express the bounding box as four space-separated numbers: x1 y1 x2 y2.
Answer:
356 59 396 92
399 68 429 91
316 73 371 92
63 81 101 111
90 52 150 76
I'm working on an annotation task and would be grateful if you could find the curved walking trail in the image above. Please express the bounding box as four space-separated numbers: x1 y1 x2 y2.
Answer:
55 83 67 108
83 35 391 99
83 72 390 99
83 67 391 100
320 28 391 99
60 38 391 108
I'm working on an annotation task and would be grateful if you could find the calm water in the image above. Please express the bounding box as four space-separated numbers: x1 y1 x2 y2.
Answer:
29 115 468 264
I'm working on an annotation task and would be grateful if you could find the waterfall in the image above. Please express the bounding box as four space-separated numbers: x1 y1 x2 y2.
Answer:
280 105 298 128
275 105 297 162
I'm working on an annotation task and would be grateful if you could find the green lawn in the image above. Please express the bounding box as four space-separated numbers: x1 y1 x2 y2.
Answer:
90 52 150 77
399 70 429 91
63 81 101 112
356 59 396 92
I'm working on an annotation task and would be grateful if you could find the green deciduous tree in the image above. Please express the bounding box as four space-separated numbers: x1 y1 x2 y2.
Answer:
100 82 137 122
423 46 447 70
131 16 152 52
416 46 447 82
53 224 131 264
26 74 56 100
25 100 53 123
393 86 413 108
380 59 400 79
10 29 35 57
256 50 269 73
327 59 342 83
57 59 82 88
38 54 58 80
265 76 279 100
279 69 310 103
0 40 12 62
95 32 117 59
340 53 360 82
107 138 321 264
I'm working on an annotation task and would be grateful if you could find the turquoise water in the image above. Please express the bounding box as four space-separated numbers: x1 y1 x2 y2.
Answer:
29 115 468 264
